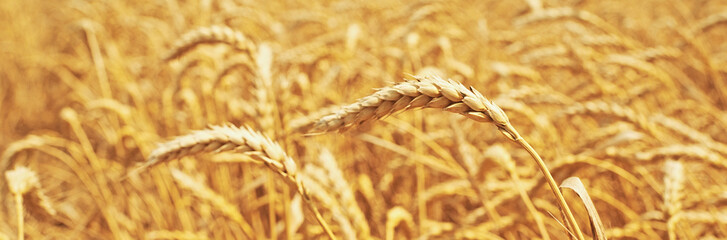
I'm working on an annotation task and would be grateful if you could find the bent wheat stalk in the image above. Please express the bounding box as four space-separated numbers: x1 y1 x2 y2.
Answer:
307 75 585 240
5 167 56 240
6 167 35 240
129 125 336 240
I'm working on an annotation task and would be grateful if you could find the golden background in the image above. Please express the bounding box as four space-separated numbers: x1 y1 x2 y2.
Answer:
2 0 727 239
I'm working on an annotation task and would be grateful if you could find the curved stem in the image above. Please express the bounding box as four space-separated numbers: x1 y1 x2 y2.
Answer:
309 204 337 240
503 124 585 240
283 173 337 240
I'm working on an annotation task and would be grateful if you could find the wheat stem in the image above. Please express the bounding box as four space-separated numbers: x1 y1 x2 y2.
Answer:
509 126 583 240
519 139 582 239
14 193 23 240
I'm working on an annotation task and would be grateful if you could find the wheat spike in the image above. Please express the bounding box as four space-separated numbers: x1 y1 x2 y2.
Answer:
629 46 682 60
692 11 727 34
632 144 727 169
131 124 337 240
163 25 256 61
308 75 514 138
558 100 666 140
317 149 371 239
664 160 685 216
385 206 415 240
651 114 727 157
514 7 630 44
130 125 279 173
579 34 627 48
604 54 676 90
674 211 727 224
664 160 685 240
490 61 543 81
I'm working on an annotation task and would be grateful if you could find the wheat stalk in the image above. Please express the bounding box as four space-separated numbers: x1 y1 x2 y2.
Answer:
487 145 551 240
129 124 337 240
5 167 55 240
6 167 32 240
307 74 586 240
170 168 254 239
298 167 357 239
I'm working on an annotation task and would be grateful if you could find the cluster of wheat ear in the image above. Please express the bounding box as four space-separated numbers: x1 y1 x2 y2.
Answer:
3 0 727 239
132 74 594 239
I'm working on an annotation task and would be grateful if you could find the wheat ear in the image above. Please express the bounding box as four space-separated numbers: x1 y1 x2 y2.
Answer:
163 25 256 61
309 75 510 134
130 125 337 240
664 160 685 240
308 74 585 240
692 11 727 34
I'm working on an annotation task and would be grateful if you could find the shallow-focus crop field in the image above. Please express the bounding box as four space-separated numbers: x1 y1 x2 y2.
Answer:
2 0 727 239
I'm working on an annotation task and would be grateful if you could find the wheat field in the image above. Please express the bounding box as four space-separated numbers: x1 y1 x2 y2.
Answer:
2 0 727 239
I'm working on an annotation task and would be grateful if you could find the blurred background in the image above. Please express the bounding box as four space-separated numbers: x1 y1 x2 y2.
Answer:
2 0 727 239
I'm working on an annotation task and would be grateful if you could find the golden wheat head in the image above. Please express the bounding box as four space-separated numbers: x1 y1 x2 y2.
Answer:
308 75 514 136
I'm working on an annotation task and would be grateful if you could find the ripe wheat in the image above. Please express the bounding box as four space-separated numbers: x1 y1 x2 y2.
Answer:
130 125 337 239
308 75 514 137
